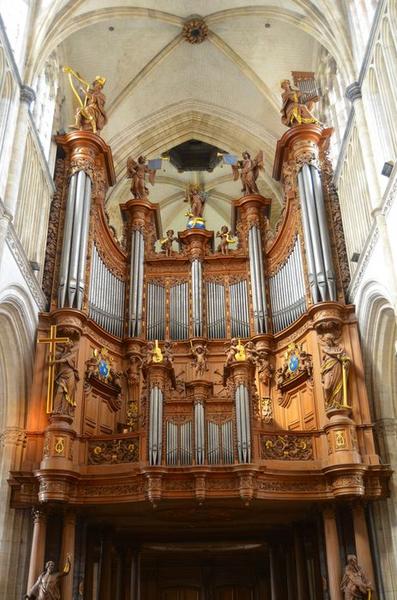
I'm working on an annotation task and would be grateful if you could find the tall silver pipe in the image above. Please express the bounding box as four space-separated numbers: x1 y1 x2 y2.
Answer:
255 225 267 331
76 175 92 309
58 173 77 307
298 170 320 303
302 164 328 301
310 165 336 300
67 171 87 307
248 227 260 333
195 401 205 465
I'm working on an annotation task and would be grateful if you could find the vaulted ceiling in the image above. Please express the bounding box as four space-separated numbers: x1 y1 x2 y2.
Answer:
28 0 357 236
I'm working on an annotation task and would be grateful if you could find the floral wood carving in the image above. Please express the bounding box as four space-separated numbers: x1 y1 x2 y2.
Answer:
88 437 139 464
42 158 66 306
261 434 313 460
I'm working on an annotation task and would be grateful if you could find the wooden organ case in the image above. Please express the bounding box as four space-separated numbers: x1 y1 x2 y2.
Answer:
11 125 391 600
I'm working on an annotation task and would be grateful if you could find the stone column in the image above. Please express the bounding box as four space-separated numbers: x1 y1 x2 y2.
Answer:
26 508 47 592
60 510 76 600
323 506 343 600
3 85 36 219
352 502 377 596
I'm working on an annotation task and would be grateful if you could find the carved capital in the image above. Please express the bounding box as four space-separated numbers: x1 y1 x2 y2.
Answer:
345 81 362 103
20 85 36 105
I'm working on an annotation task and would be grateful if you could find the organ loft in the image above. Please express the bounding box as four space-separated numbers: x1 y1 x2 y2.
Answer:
12 69 390 600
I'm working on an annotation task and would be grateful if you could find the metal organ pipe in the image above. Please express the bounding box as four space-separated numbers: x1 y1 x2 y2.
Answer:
195 402 205 465
129 229 144 337
310 165 336 300
191 259 203 337
248 225 267 334
298 164 336 303
58 171 92 309
149 386 163 466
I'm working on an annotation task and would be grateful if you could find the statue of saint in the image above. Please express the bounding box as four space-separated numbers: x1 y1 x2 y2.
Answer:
280 79 319 127
232 151 264 196
160 230 177 257
26 554 71 600
187 186 205 218
216 226 235 255
64 67 107 134
126 156 156 199
341 555 372 600
320 332 351 410
52 341 79 416
190 341 208 377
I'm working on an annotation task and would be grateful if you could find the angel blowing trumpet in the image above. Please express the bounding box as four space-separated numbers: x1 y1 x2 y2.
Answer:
232 151 264 196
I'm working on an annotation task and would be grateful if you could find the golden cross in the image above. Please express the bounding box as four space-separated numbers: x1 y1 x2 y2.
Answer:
38 325 69 413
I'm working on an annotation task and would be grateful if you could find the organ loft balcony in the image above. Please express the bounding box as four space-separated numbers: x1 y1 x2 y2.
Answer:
9 125 390 515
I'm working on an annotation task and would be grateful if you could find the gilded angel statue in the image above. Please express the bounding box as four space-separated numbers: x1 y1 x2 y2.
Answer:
232 151 264 196
63 66 107 134
126 156 156 199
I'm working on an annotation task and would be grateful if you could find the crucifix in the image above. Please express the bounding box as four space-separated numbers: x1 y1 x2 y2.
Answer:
38 325 70 413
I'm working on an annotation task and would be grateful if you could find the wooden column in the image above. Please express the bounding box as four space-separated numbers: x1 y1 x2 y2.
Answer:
352 503 377 597
27 509 47 592
99 532 113 600
294 526 309 600
323 506 343 600
269 545 278 600
60 510 76 600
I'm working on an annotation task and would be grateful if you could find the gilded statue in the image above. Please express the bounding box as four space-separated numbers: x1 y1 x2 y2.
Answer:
280 79 319 127
216 225 236 255
26 554 71 600
51 341 79 416
341 555 373 600
63 66 107 134
232 151 264 196
146 340 163 365
225 338 248 365
320 332 351 410
160 230 177 257
126 156 156 199
190 341 208 377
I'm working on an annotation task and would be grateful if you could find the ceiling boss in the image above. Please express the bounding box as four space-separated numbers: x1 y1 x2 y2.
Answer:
63 66 107 134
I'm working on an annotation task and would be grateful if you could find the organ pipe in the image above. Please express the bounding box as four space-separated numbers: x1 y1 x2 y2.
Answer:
88 245 126 337
58 170 92 309
129 229 145 337
191 259 203 337
194 402 205 465
235 384 251 464
248 225 268 334
149 386 163 466
298 163 336 303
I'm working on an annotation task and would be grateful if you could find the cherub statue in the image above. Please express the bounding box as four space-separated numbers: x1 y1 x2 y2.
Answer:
190 341 208 377
216 225 236 255
232 151 264 196
244 341 258 364
225 338 239 366
235 339 247 361
26 554 71 600
126 156 156 199
64 66 107 134
341 555 372 600
146 340 163 365
51 340 79 416
280 79 319 127
160 230 177 257
163 340 173 365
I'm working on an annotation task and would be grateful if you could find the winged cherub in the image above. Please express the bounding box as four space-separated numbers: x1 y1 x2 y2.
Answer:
232 151 264 196
126 156 156 199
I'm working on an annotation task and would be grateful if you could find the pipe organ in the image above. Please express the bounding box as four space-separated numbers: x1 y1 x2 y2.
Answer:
88 244 125 337
269 236 306 333
18 124 390 600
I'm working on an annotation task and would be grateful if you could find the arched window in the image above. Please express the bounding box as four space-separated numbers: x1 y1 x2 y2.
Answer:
31 53 59 158
0 0 30 69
